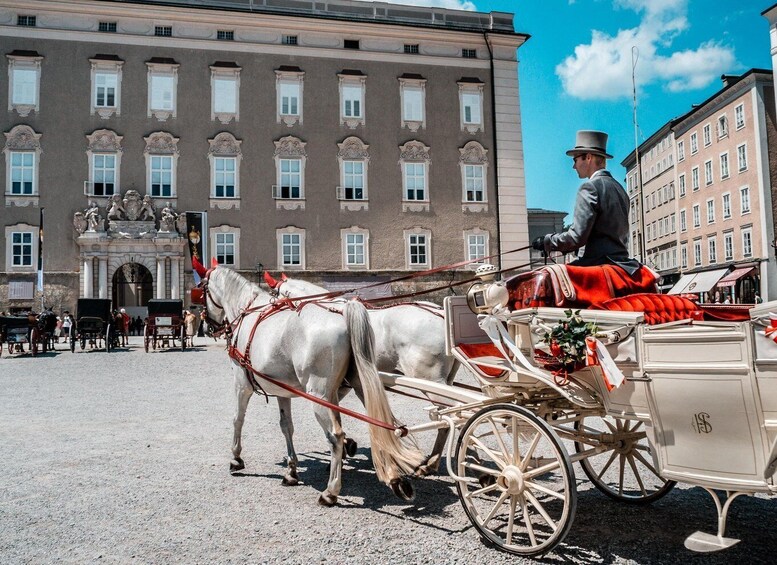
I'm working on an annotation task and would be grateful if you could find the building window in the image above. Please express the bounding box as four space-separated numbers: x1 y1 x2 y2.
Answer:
99 22 117 32
678 174 686 197
144 131 179 198
343 39 360 50
399 140 431 212
95 72 117 108
717 115 728 138
273 136 306 210
708 237 717 264
706 199 715 224
735 104 745 130
4 125 42 202
692 204 700 228
146 59 179 121
17 15 36 27
339 71 366 129
671 213 676 233
276 67 304 127
720 152 729 179
704 160 713 185
465 231 488 265
217 30 234 41
404 229 431 269
740 186 750 214
693 240 702 266
342 161 365 200
458 80 484 133
277 227 305 269
92 154 116 196
283 35 298 45
9 152 35 195
722 193 731 218
215 233 235 265
691 166 699 191
724 232 734 260
11 232 33 266
399 75 426 132
737 143 747 171
464 165 485 202
155 26 172 37
211 63 241 124
341 228 369 269
336 137 369 211
214 157 236 198
7 51 43 117
690 132 698 154
404 44 419 54
150 156 173 197
462 48 477 58
677 141 685 162
208 132 242 206
742 228 752 257
681 244 688 269
404 163 426 201
459 141 488 211
703 123 711 147
680 209 686 232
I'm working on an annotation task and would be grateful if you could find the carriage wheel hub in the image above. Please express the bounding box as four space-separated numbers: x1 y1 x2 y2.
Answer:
497 465 525 495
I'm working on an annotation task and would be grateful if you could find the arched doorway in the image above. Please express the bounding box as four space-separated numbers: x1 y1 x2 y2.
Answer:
113 262 153 309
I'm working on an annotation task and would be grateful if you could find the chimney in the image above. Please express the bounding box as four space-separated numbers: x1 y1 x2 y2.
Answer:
721 74 738 87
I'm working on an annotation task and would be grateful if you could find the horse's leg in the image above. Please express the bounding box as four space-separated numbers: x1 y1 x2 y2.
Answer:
337 379 361 458
313 404 345 507
277 397 299 486
230 368 253 473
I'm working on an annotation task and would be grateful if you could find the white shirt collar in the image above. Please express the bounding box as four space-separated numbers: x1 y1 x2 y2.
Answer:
589 169 608 179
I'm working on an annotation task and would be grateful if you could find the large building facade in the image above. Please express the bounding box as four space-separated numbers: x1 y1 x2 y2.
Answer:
0 0 529 313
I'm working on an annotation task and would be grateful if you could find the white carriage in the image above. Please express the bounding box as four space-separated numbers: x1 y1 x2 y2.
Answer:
377 266 777 556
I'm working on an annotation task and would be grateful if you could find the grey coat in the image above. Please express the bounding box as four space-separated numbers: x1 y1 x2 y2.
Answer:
543 170 641 275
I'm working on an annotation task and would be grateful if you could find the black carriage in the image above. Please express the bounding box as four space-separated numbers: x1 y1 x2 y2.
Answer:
0 311 57 357
144 299 186 352
70 298 113 352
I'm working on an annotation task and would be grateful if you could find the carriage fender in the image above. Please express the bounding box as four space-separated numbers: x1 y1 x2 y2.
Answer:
766 437 777 480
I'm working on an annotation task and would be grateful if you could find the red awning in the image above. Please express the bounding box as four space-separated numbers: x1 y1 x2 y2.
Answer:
716 267 755 288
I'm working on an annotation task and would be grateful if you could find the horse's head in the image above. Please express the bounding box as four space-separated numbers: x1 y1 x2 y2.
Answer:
192 258 229 333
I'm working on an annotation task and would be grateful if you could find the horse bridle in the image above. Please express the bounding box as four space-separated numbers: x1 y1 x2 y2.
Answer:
195 270 231 338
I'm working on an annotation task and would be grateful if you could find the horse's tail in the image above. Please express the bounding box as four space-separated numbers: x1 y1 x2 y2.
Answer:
343 300 424 485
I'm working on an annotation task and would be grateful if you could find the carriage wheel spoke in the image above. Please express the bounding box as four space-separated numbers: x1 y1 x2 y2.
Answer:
488 417 512 465
520 496 538 547
627 453 647 496
632 448 661 478
506 495 518 546
480 491 509 527
462 461 501 477
470 436 507 469
618 454 626 496
471 482 501 497
596 450 618 480
525 489 558 533
524 480 566 500
604 419 618 434
524 459 562 480
512 417 521 466
520 432 541 471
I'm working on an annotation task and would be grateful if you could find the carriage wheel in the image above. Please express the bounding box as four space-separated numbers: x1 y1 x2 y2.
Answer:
180 326 186 351
455 404 577 556
30 328 40 356
80 337 86 350
143 325 150 353
574 415 675 504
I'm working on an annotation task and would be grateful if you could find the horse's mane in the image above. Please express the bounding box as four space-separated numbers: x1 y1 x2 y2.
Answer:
214 268 268 310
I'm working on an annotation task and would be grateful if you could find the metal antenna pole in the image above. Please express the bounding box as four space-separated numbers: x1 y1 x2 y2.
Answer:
632 46 646 264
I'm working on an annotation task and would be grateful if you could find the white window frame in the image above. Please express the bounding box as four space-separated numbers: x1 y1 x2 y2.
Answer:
7 52 42 117
210 226 240 268
680 209 687 232
208 132 242 209
717 114 728 138
277 226 305 270
459 141 488 212
735 103 745 130
693 240 702 266
146 60 179 121
399 140 431 212
464 229 489 268
90 57 123 119
339 72 366 129
722 192 731 219
85 129 122 198
737 143 748 172
681 244 688 269
706 198 715 224
213 157 237 199
720 151 729 179
458 81 484 133
144 131 179 199
690 132 698 154
692 204 700 228
677 140 685 162
703 123 711 147
740 186 750 214
704 159 713 185
708 237 717 264
8 151 37 196
691 166 699 191
404 228 431 270
678 173 686 197
399 76 426 132
724 232 734 260
4 125 42 206
273 136 307 210
341 226 369 269
211 64 241 124
742 227 752 257
336 136 369 211
5 224 38 272
276 67 304 127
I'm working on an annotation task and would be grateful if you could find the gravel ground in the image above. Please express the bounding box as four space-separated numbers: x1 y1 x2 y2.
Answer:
1 337 775 564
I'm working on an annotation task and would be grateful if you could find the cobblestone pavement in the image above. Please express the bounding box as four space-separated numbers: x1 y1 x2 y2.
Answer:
1 338 774 564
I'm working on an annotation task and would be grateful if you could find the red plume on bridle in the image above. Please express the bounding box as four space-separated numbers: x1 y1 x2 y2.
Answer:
281 273 288 282
264 271 279 289
211 257 219 269
192 256 208 278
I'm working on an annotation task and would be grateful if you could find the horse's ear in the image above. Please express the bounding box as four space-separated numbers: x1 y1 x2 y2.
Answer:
281 273 288 282
263 271 279 289
211 257 219 269
192 256 207 278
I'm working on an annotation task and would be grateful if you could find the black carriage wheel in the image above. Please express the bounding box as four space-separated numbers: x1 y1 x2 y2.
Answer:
455 404 577 557
573 415 676 504
180 325 186 351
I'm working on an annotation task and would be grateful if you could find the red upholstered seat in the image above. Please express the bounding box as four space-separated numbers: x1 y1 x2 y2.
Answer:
594 293 703 325
456 342 507 378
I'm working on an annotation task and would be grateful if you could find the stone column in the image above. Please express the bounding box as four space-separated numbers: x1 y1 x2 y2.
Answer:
170 258 180 300
156 257 166 299
98 258 108 299
83 257 94 298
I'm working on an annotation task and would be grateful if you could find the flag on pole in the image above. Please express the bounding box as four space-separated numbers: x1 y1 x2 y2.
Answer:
37 207 44 292
185 212 204 284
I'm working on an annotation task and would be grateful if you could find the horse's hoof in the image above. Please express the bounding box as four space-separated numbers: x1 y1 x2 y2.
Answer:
478 474 496 488
390 477 415 501
318 492 337 507
282 474 299 486
229 458 245 473
344 438 358 458
413 464 434 478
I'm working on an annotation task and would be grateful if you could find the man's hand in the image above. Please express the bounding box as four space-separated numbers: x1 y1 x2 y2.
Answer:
531 236 546 251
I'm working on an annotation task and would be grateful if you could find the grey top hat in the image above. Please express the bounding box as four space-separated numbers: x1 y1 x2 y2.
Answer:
566 130 613 159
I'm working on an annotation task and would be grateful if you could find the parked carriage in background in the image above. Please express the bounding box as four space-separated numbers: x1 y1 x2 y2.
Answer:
144 299 186 352
70 298 114 352
0 311 58 357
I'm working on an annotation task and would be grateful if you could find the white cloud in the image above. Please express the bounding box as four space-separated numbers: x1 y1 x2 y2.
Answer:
556 0 735 100
362 0 477 10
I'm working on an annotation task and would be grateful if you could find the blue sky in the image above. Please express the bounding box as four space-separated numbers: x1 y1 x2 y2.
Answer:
386 0 773 218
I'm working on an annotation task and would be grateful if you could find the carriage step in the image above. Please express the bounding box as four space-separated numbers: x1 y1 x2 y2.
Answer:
684 531 740 552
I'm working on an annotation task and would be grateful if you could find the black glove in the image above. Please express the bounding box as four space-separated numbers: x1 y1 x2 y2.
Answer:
531 236 546 251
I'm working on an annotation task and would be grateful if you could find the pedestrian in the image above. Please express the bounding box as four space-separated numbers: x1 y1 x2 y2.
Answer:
532 130 641 275
120 309 130 345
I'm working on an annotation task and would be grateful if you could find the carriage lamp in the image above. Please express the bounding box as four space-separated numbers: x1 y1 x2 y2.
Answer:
466 264 509 314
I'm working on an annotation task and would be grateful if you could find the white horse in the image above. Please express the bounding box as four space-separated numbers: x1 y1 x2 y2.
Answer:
201 266 424 505
265 273 459 475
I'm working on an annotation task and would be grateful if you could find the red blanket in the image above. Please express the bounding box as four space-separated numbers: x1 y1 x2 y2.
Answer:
564 264 659 307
